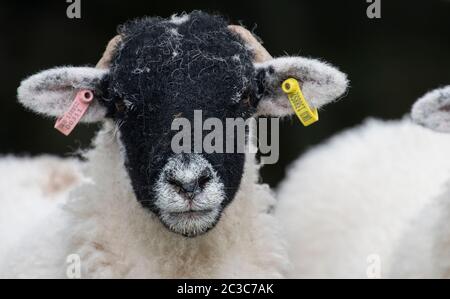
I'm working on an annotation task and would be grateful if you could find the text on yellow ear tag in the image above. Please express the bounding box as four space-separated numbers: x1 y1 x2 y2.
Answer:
282 78 319 127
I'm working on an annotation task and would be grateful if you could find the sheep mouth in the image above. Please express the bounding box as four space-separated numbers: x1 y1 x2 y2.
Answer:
169 209 213 218
159 208 221 237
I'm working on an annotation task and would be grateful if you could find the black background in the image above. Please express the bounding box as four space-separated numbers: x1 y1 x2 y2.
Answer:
1 0 449 187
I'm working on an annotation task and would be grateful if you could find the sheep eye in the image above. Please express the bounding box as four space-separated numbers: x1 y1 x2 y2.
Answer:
115 101 126 113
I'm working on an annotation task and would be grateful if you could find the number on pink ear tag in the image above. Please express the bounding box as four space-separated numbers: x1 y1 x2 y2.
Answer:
54 90 94 136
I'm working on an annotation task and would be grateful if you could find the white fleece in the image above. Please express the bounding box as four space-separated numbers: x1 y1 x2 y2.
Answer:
0 121 288 278
0 156 81 259
387 185 450 278
276 117 450 278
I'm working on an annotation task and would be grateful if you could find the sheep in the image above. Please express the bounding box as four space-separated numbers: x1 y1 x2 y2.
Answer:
388 85 450 278
0 11 348 278
275 86 450 278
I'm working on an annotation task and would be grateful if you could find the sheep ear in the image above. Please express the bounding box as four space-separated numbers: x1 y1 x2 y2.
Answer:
17 67 109 122
254 57 349 117
411 86 450 133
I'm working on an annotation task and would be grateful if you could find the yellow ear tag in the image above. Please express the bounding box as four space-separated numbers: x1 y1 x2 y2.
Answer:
282 78 319 127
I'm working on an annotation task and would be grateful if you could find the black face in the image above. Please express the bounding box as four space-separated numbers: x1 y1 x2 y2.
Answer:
102 12 260 236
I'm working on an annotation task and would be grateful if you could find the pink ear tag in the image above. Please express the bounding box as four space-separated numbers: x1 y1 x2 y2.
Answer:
54 90 94 136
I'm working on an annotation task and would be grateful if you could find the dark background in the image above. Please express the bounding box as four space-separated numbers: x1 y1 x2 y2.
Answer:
1 0 449 187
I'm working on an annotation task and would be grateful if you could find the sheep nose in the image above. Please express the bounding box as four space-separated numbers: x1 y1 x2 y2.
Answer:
167 171 212 200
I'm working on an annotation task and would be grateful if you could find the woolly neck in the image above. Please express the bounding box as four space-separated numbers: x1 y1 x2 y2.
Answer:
61 121 287 278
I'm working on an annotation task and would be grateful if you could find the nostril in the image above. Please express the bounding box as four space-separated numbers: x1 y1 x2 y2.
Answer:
166 173 212 198
167 178 183 194
197 174 211 190
167 177 197 195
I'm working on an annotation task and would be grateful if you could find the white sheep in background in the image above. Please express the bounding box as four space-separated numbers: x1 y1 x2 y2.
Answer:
0 12 348 278
0 156 80 258
389 85 450 278
276 86 450 278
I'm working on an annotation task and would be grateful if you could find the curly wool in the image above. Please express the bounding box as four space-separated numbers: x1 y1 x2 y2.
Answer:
0 122 288 278
276 117 450 278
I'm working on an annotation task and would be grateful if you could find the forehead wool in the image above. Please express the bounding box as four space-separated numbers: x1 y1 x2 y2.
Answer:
107 11 258 120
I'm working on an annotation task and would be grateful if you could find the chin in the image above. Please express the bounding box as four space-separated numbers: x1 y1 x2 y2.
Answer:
159 208 221 237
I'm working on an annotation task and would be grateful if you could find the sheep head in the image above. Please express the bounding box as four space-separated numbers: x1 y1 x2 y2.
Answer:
411 86 450 133
17 11 348 237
